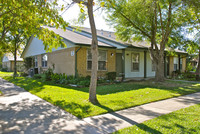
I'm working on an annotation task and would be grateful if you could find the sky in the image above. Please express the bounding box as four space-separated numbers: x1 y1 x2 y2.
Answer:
58 0 114 31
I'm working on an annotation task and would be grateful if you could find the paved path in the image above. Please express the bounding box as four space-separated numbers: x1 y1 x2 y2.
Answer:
1 78 200 134
0 78 102 134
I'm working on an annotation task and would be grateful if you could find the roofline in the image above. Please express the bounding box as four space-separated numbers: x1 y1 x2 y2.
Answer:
67 27 128 48
21 36 32 58
74 43 116 48
127 45 148 50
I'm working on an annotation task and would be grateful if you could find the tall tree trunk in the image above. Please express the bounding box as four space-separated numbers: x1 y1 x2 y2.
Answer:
13 43 17 77
195 48 200 80
155 53 165 82
87 0 99 104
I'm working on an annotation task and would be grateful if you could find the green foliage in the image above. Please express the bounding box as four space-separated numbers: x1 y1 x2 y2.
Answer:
43 68 54 81
24 57 33 70
186 63 194 72
33 74 43 79
0 90 3 96
19 72 28 77
1 67 8 72
106 72 116 80
78 80 90 87
0 0 68 54
182 72 196 79
1 73 200 118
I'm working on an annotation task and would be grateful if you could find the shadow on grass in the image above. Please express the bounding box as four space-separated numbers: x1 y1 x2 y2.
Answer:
43 96 92 119
4 76 45 93
4 76 200 97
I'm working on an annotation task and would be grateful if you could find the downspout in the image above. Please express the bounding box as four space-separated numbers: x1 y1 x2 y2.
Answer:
75 47 82 78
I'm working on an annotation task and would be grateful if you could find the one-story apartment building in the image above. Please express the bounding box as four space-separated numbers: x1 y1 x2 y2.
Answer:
2 53 24 72
21 26 187 79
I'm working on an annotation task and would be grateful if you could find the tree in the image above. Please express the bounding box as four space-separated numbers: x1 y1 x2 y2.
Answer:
71 0 99 104
102 0 193 82
1 0 68 77
182 0 200 80
7 29 27 77
0 0 68 54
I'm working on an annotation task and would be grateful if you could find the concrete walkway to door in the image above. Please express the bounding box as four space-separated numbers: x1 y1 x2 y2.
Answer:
1 77 200 134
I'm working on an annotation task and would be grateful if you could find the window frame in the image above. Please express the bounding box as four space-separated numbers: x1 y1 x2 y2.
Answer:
131 53 140 72
87 49 107 71
42 54 48 68
34 56 38 68
174 57 179 71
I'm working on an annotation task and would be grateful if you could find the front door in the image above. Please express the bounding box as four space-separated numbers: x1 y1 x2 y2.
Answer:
116 53 123 77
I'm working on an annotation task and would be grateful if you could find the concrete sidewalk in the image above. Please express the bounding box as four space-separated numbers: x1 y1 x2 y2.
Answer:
0 78 102 134
1 77 200 134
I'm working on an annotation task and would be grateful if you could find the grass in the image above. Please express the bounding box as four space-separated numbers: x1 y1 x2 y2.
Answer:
0 71 13 77
1 71 200 118
114 104 200 134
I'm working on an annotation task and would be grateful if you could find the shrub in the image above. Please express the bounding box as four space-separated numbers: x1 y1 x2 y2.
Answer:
183 72 196 78
51 73 60 83
19 72 28 77
24 57 33 71
43 68 54 81
1 68 8 72
33 74 43 79
78 80 90 87
186 63 194 72
106 72 116 80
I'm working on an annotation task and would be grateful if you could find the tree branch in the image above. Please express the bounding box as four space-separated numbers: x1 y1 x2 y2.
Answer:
72 0 88 6
158 3 164 38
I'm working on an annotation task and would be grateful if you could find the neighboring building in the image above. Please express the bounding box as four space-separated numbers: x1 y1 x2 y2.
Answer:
2 53 24 72
21 26 187 79
189 56 198 70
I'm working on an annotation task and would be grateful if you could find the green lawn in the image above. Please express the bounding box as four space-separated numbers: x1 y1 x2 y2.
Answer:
1 71 200 118
0 71 13 77
114 104 200 134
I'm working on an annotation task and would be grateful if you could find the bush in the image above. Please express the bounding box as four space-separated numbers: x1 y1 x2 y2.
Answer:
1 68 8 72
186 63 194 72
106 72 116 80
24 57 33 71
19 72 28 77
78 80 90 87
43 68 54 81
33 74 43 79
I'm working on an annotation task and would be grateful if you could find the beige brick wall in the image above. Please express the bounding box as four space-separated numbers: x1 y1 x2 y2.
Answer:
47 48 76 75
169 56 174 76
2 62 11 71
36 48 76 75
77 47 116 77
182 57 186 73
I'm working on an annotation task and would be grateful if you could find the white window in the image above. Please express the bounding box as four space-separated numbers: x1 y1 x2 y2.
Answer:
152 60 156 71
131 53 140 72
174 57 179 71
87 49 107 70
42 54 48 67
34 56 38 68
